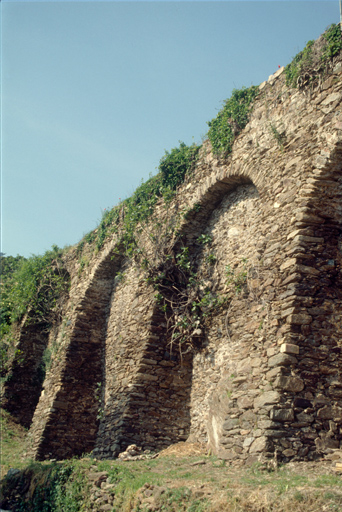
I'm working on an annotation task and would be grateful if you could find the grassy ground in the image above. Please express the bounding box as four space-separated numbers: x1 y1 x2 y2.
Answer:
0 408 29 478
1 408 342 511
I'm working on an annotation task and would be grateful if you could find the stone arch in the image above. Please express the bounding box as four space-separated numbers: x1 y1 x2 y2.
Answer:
29 248 123 460
183 181 266 448
179 174 256 232
92 173 264 458
154 178 263 450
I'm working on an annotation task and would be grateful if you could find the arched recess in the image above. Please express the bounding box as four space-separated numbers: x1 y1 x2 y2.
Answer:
94 297 194 457
179 174 254 234
94 174 263 457
30 249 123 460
2 317 58 428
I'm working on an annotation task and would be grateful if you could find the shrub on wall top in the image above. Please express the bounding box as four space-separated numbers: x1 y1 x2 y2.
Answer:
207 86 259 156
285 23 342 88
159 141 200 191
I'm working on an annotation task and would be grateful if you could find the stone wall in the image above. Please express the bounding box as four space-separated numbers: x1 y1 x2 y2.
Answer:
4 61 342 463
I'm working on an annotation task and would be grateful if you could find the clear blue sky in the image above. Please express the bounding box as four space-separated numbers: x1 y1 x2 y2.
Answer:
1 0 339 258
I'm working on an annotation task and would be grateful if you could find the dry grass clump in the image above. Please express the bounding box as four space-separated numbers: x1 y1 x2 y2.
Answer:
158 442 207 458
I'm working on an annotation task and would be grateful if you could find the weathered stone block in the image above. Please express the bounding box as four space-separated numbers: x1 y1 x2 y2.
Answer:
280 258 297 271
286 313 312 325
217 448 239 460
254 391 281 409
317 406 342 421
251 357 262 368
281 307 297 318
292 235 324 244
282 448 296 457
222 418 240 430
240 410 257 423
270 408 294 422
295 265 320 276
249 436 273 453
257 419 280 429
315 436 339 451
295 213 324 224
136 374 159 382
296 412 314 423
317 406 333 419
274 376 304 392
280 343 299 355
268 353 297 368
237 396 254 409
321 92 341 105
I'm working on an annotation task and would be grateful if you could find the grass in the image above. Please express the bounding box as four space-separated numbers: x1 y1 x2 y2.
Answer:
2 409 342 511
241 464 309 491
0 408 29 478
313 474 342 487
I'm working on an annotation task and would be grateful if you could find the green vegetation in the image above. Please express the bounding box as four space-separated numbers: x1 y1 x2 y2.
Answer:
141 227 230 356
2 412 342 511
196 234 212 245
269 123 286 149
0 247 70 375
207 86 259 156
0 254 27 335
322 23 342 60
77 141 201 255
225 259 248 295
1 459 90 512
159 142 200 191
0 246 69 328
2 439 342 512
0 409 28 478
285 23 342 88
284 39 315 87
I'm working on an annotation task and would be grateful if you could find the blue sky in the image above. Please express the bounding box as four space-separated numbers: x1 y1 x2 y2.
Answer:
1 0 339 258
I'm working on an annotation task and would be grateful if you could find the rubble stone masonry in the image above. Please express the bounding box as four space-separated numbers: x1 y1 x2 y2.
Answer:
3 63 342 463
